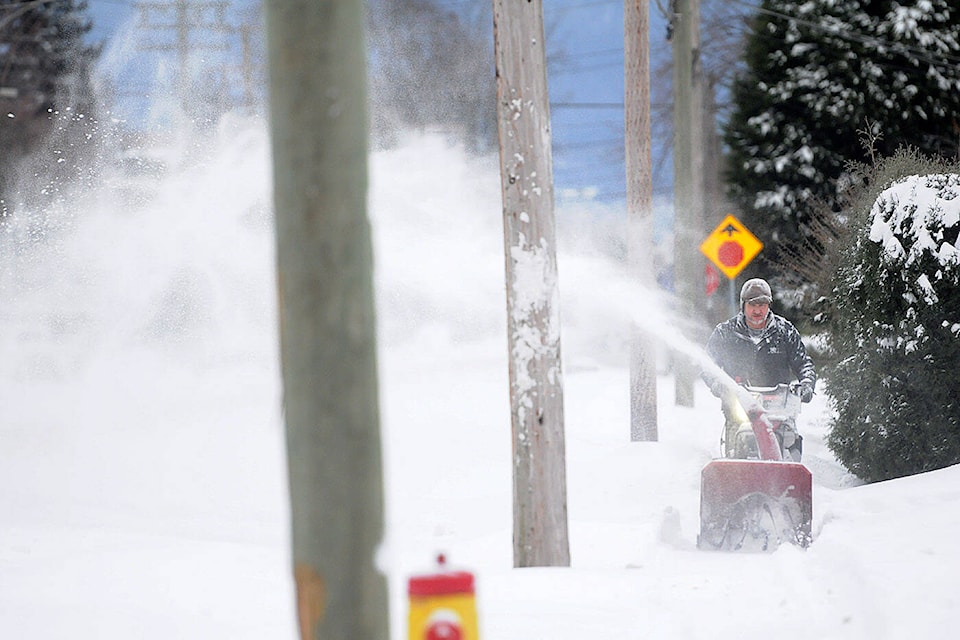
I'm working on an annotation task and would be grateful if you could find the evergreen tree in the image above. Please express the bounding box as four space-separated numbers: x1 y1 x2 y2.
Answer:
723 0 960 289
822 151 960 482
0 0 99 204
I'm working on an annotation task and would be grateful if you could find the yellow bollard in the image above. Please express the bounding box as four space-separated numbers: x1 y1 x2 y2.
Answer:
407 554 479 640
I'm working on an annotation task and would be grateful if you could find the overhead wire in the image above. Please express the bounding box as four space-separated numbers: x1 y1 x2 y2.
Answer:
382 0 960 203
553 0 960 201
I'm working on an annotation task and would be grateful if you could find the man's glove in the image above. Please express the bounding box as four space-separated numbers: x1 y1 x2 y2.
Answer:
799 381 814 403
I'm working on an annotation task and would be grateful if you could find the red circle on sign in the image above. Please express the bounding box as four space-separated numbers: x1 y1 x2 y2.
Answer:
427 621 462 640
718 241 744 267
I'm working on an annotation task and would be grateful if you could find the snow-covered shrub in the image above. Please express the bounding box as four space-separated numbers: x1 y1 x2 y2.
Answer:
825 156 960 482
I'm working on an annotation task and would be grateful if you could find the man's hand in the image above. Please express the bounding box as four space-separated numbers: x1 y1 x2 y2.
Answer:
710 380 727 398
799 381 814 403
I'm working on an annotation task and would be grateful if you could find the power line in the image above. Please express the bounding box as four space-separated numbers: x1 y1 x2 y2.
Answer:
569 46 624 60
554 137 623 149
552 101 674 109
551 59 625 75
552 101 623 110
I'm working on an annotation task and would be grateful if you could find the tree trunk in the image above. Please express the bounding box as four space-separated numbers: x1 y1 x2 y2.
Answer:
265 2 388 638
493 0 571 568
624 0 659 441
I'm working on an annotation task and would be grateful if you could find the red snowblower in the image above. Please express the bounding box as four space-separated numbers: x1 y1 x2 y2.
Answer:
697 383 812 552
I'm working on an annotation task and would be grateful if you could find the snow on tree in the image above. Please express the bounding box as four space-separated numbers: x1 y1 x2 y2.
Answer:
723 0 960 284
0 0 99 206
825 156 960 482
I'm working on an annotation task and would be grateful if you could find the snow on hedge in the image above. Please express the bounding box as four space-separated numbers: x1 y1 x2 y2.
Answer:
869 173 960 315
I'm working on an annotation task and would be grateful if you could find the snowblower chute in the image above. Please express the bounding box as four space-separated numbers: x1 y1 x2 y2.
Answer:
698 385 813 551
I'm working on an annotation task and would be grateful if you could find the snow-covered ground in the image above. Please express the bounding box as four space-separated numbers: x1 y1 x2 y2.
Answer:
2 118 957 639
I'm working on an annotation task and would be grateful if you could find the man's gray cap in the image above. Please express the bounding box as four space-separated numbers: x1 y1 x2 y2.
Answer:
740 278 772 305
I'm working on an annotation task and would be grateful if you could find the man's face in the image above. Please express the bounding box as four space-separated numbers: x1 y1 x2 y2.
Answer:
744 300 770 329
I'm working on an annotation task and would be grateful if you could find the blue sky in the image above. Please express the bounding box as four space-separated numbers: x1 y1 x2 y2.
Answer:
544 1 676 202
86 0 134 43
547 2 630 203
85 0 674 204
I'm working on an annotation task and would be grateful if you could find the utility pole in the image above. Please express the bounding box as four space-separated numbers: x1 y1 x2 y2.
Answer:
134 0 233 109
671 0 704 407
492 0 571 569
265 0 388 638
701 75 730 325
624 0 658 441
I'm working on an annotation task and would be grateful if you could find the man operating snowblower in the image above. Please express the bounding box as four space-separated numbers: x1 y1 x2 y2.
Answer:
703 278 817 461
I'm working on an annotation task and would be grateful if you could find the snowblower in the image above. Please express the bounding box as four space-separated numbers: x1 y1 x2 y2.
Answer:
697 383 812 552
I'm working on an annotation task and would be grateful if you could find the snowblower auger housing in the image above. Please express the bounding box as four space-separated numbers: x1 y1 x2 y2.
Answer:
698 459 812 551
698 384 813 552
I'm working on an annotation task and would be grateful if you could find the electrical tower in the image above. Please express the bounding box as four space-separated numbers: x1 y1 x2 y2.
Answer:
134 0 234 110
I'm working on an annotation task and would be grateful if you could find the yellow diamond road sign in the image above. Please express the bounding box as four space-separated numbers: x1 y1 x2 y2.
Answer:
699 214 763 280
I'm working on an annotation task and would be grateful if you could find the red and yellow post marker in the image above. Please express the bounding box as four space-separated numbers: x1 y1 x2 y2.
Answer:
408 555 479 640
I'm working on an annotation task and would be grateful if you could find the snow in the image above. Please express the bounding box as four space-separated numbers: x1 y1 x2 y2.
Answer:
3 120 960 639
508 234 562 401
870 173 960 300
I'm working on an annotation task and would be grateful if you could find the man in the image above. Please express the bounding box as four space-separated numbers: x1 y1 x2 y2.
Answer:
704 278 817 460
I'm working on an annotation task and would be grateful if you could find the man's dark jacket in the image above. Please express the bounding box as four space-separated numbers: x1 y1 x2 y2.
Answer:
704 311 816 390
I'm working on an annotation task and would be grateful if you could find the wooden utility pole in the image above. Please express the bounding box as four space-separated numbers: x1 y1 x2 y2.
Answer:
702 76 730 325
265 1 388 639
624 0 658 441
671 0 704 407
492 0 571 568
